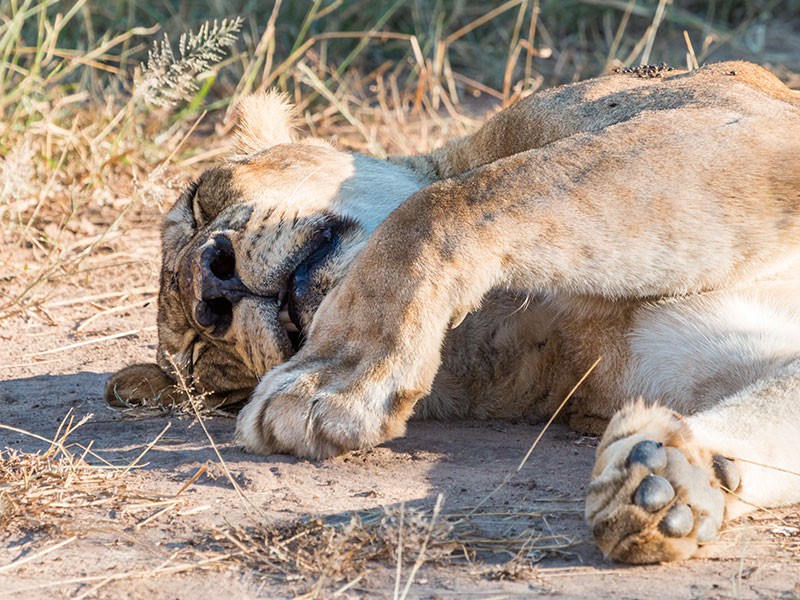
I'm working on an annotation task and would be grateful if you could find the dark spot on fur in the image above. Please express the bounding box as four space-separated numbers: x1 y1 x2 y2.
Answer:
775 196 799 230
254 393 273 441
465 193 486 206
576 88 700 134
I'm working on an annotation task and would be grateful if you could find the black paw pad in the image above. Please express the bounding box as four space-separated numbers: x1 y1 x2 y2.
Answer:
660 504 694 537
628 440 667 471
633 474 675 512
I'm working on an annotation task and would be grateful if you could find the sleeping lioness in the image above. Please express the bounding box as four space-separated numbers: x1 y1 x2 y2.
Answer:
107 61 800 563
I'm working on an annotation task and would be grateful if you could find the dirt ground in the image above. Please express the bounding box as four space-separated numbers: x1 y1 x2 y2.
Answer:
1 211 799 599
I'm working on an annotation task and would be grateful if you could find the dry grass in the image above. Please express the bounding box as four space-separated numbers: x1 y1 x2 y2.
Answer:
2 361 797 597
206 504 456 595
0 397 586 597
0 431 584 596
0 412 184 537
0 350 590 596
193 499 585 597
156 355 587 595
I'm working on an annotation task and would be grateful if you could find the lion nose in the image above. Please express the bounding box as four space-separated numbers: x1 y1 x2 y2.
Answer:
194 235 249 336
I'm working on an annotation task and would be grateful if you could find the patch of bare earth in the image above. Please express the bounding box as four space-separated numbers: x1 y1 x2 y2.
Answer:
0 213 798 599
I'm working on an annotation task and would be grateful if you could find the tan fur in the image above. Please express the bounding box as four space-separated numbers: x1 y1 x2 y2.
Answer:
107 61 800 563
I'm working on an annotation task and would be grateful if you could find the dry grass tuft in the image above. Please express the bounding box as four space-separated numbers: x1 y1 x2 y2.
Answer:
137 18 244 108
110 361 237 422
210 506 454 588
0 413 183 536
0 11 240 321
195 499 584 595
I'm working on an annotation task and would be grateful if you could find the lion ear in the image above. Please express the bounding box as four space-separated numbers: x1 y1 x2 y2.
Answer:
105 363 185 408
233 91 299 155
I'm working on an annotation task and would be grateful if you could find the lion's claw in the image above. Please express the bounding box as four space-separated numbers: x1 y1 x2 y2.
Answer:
713 455 741 492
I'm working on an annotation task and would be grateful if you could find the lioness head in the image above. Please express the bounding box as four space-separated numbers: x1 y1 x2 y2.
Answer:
106 93 428 409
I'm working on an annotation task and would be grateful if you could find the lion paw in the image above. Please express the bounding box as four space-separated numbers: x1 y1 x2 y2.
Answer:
235 354 421 459
585 403 736 563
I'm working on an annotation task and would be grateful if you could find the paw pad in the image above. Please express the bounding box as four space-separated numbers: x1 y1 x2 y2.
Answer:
660 504 694 537
587 407 732 563
628 440 668 471
626 440 725 547
633 474 675 511
696 516 719 542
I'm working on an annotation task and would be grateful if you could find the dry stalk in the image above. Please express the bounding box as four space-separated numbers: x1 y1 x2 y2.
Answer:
467 356 602 518
156 352 264 520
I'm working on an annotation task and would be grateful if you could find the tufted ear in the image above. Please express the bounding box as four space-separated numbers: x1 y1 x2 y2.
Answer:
233 90 299 155
105 363 185 408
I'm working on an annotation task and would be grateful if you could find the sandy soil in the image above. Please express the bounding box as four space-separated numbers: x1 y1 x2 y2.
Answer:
1 210 798 599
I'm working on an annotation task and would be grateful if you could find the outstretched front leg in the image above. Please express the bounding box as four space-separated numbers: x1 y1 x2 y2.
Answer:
237 107 800 459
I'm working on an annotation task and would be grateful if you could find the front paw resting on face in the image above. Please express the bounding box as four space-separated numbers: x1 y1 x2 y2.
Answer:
235 348 424 459
234 212 463 459
586 402 738 563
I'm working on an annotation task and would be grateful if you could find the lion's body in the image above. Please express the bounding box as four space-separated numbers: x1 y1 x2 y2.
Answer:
108 61 800 563
414 61 800 431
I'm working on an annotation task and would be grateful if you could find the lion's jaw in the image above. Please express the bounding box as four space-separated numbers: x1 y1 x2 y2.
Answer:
154 142 429 405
